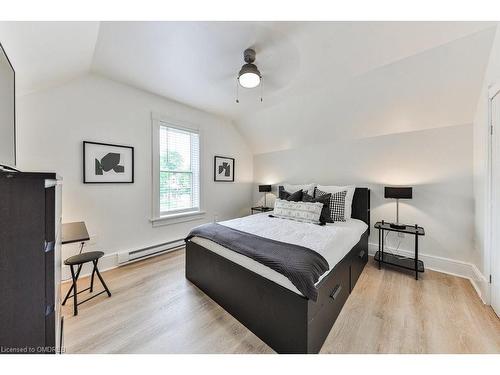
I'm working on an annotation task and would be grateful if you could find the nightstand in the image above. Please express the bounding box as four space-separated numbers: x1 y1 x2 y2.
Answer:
251 206 273 215
374 220 425 280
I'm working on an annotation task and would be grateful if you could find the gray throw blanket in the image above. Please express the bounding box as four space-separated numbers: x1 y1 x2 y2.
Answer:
186 223 329 301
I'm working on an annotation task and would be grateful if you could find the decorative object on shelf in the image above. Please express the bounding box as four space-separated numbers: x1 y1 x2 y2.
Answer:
214 156 235 182
384 186 412 229
374 220 425 280
83 141 134 183
235 48 263 103
258 184 272 208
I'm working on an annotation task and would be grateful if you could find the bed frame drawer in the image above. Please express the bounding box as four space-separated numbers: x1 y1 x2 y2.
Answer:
306 256 350 353
350 232 369 291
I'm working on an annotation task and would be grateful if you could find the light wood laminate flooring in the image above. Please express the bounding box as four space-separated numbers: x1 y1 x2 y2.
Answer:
62 249 500 354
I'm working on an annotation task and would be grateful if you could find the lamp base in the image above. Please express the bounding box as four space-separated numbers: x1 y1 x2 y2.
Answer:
389 222 407 230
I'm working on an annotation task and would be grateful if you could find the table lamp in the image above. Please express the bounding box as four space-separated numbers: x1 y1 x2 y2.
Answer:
259 184 272 208
384 187 413 229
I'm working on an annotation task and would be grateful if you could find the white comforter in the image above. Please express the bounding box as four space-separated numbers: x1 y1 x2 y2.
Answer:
191 212 368 296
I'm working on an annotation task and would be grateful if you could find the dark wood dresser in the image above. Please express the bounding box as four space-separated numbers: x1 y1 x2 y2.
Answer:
0 171 63 354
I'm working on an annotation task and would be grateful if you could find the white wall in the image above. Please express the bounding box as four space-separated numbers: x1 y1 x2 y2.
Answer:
472 24 500 301
16 74 253 275
254 124 474 265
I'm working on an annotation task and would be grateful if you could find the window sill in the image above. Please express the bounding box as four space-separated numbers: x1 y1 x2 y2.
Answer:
150 210 206 227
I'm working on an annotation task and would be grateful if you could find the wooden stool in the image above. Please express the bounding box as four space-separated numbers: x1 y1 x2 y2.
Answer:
62 251 111 316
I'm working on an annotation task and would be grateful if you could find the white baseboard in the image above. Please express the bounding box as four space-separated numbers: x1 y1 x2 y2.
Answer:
470 264 490 304
368 243 489 304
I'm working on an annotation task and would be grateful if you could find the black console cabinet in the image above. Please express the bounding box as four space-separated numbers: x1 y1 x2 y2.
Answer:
0 171 63 354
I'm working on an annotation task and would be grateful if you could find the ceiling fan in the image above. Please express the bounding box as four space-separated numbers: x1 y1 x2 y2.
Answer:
236 48 263 103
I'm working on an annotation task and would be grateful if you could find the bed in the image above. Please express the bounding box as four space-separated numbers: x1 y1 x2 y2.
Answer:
185 187 370 354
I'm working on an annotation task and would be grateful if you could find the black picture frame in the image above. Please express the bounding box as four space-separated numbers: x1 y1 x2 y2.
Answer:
83 141 134 184
214 156 235 182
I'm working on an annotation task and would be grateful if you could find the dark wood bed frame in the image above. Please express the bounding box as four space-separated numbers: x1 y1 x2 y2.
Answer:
185 187 370 354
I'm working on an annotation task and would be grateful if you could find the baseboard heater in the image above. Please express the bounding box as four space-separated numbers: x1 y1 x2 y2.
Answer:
117 238 185 264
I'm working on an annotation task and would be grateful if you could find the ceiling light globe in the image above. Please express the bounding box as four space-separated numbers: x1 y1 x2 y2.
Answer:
238 72 261 88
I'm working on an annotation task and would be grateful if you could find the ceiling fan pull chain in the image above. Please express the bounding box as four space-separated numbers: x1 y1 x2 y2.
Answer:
236 77 239 103
260 77 263 102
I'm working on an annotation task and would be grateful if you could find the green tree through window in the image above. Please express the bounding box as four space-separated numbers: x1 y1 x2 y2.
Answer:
159 126 200 213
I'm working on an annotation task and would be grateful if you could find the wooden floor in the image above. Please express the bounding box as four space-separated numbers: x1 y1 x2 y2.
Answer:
62 249 500 354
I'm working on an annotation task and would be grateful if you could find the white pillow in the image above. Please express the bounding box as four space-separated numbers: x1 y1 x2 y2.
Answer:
273 199 323 224
283 183 316 196
316 185 356 219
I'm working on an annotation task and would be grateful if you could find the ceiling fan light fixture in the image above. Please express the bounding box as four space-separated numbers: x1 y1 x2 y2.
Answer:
235 48 263 103
238 63 261 88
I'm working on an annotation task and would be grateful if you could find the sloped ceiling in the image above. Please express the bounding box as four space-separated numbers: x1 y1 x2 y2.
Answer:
0 21 497 153
0 21 99 95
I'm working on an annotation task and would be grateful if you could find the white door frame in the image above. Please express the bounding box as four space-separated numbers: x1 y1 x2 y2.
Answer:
487 82 500 309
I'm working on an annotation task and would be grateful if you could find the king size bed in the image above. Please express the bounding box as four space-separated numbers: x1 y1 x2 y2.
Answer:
185 187 370 354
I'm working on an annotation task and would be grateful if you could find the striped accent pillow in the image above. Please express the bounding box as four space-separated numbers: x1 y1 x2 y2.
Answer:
315 188 347 222
273 199 323 224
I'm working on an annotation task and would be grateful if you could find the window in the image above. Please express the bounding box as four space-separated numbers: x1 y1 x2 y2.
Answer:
152 115 202 224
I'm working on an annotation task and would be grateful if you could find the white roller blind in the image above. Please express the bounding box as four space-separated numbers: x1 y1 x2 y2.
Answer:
159 124 200 214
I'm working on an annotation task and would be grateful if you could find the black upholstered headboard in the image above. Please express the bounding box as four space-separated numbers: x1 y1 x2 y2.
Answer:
277 185 370 229
352 188 370 230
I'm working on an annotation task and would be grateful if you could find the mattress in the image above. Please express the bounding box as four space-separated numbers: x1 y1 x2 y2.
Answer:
190 212 368 296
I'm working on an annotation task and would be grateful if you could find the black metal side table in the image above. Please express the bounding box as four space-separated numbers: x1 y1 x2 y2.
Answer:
374 220 425 280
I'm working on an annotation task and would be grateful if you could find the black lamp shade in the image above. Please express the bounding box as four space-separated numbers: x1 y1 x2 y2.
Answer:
259 184 272 192
384 187 412 199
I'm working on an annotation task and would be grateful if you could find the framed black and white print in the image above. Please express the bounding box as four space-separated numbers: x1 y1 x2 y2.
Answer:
83 141 134 183
214 156 235 182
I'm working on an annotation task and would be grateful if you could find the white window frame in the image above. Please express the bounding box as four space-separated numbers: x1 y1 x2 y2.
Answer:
151 113 205 226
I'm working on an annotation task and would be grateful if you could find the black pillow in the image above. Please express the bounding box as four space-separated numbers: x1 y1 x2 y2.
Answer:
278 187 288 199
315 188 347 222
302 192 333 224
279 189 303 202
